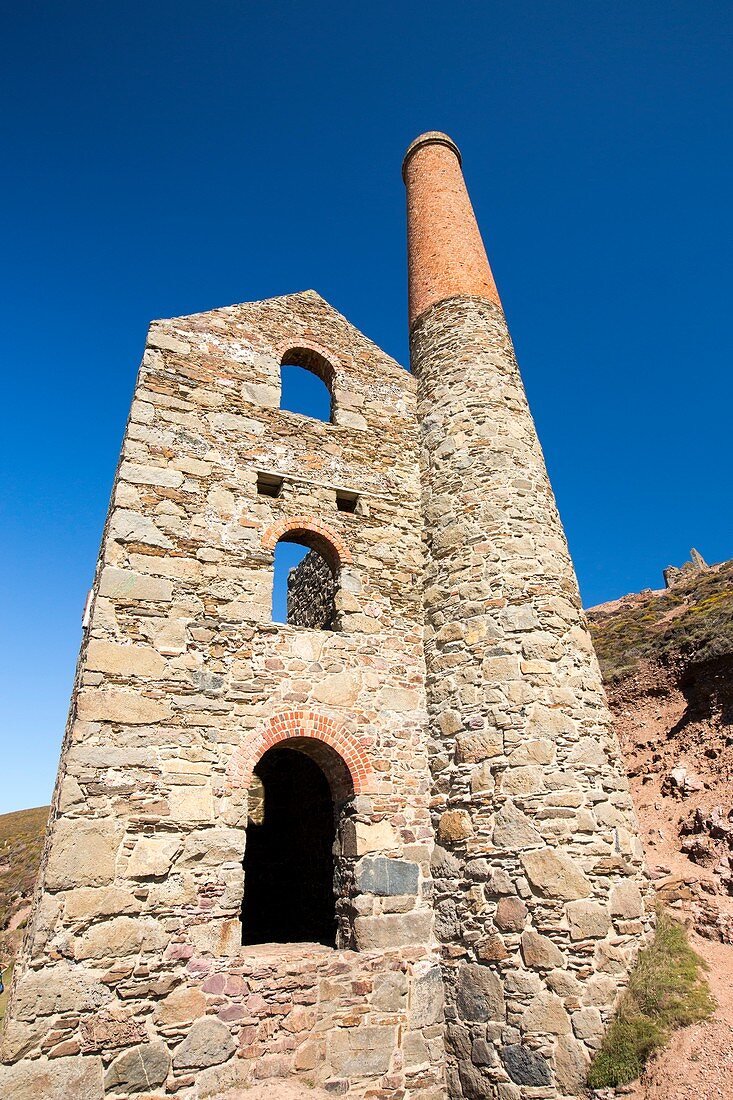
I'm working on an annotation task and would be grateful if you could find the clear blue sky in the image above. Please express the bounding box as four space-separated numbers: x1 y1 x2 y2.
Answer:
1 1 731 813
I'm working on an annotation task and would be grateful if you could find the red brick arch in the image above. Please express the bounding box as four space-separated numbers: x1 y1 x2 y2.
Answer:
227 709 373 796
274 338 345 382
261 517 352 565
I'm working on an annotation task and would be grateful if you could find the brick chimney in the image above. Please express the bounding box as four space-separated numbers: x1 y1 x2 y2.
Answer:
405 133 648 1099
402 131 500 328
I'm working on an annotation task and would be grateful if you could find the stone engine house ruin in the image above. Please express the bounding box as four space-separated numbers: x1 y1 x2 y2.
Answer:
1 133 648 1100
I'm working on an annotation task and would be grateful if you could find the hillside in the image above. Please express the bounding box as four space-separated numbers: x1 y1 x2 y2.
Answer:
588 553 733 1099
589 554 733 685
0 805 48 974
588 555 733 906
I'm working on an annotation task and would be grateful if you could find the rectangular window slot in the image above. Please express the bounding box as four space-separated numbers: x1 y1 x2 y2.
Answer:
336 491 359 513
257 473 284 498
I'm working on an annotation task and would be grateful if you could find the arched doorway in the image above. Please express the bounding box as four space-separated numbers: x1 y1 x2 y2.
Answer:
241 740 354 946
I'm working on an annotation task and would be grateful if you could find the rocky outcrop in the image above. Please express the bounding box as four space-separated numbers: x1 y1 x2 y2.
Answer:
663 547 709 590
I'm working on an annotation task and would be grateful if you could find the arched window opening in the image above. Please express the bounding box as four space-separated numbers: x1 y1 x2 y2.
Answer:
241 740 354 947
272 531 338 630
279 347 335 423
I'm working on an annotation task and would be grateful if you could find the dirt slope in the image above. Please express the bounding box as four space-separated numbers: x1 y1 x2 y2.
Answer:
589 556 733 1099
0 805 48 974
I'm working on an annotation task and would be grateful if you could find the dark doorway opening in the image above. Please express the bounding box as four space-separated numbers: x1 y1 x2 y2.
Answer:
241 746 337 946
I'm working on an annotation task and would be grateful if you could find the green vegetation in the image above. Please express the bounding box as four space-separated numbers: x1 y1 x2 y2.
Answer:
588 560 733 683
587 909 715 1089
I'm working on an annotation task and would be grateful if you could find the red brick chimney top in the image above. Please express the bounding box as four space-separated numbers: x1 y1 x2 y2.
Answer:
403 131 500 328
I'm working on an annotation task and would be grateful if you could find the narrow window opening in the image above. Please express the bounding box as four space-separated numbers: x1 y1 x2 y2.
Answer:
272 534 338 630
336 491 359 514
241 746 337 946
257 472 284 498
279 347 335 423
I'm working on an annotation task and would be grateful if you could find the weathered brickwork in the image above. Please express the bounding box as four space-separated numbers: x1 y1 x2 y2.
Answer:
403 132 500 326
1 132 648 1100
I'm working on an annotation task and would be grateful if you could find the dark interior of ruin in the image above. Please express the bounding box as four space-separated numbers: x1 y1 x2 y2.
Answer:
241 746 337 946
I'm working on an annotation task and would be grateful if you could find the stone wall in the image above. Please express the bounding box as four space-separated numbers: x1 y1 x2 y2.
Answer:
411 294 649 1099
287 549 337 629
3 945 444 1097
1 292 444 1100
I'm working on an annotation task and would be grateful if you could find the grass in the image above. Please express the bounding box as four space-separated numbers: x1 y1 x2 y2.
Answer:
587 908 715 1089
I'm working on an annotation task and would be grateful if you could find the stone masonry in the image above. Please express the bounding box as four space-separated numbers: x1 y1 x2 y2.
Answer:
1 293 443 1100
405 133 648 1098
1 133 648 1100
288 550 337 630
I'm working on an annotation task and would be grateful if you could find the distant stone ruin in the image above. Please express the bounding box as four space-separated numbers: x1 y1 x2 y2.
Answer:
1 132 648 1100
664 547 709 589
287 550 337 630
